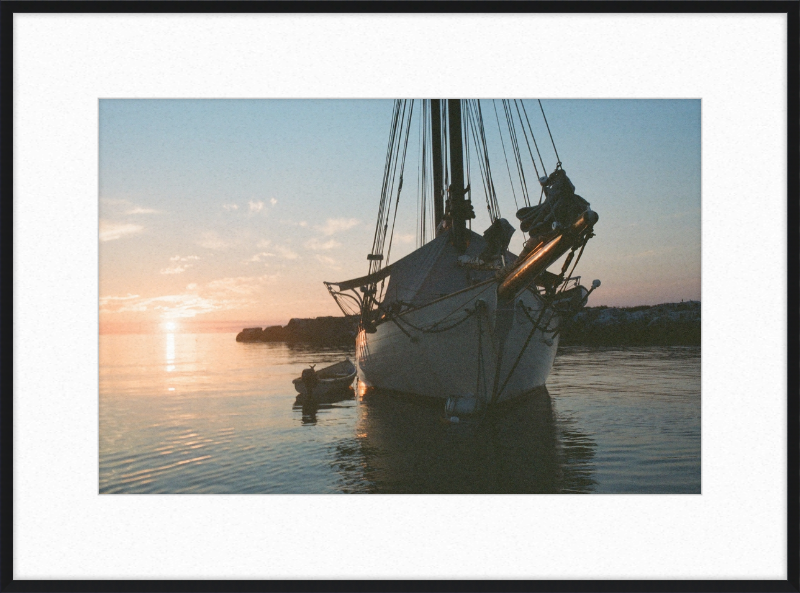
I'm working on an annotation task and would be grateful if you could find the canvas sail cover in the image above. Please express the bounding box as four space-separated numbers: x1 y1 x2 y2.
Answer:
381 228 516 308
328 225 517 310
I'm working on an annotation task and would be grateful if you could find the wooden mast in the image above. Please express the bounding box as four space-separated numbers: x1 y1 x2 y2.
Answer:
430 100 445 233
447 99 471 252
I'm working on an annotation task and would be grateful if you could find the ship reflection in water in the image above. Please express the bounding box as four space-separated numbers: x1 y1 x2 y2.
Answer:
293 390 356 425
332 382 596 494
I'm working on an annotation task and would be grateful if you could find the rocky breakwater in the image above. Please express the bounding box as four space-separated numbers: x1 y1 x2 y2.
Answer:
559 301 700 346
236 315 358 347
237 302 700 347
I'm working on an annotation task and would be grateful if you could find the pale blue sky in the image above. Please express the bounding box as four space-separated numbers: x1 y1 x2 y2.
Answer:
99 99 701 331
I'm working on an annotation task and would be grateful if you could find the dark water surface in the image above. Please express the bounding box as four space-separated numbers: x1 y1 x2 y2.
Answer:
99 333 700 493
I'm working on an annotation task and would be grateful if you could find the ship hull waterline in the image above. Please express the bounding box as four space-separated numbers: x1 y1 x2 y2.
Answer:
355 281 560 407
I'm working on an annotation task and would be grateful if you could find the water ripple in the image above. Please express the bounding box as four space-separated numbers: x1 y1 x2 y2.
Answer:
100 335 700 493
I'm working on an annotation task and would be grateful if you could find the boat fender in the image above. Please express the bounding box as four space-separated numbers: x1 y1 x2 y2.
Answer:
579 279 601 302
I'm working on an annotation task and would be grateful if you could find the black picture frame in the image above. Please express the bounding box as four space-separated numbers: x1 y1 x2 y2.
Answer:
1 2 797 591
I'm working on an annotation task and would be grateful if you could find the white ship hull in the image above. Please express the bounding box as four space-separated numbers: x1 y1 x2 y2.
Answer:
356 282 560 406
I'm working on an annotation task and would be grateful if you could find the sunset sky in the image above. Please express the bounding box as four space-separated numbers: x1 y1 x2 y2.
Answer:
99 99 701 333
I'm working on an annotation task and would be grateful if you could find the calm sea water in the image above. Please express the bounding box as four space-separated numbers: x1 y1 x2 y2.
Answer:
99 333 700 494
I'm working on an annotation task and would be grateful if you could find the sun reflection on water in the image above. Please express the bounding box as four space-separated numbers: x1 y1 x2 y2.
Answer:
166 333 175 372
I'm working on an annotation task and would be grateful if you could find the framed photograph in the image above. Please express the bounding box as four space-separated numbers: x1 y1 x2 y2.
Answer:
4 2 797 589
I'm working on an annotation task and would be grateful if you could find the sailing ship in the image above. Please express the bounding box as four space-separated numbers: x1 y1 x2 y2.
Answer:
325 100 600 413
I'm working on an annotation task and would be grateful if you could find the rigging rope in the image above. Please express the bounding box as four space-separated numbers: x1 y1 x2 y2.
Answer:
380 100 409 258
492 302 556 404
503 99 531 207
369 100 402 275
383 100 415 271
428 103 435 242
513 100 541 181
468 100 502 222
388 281 496 335
393 304 480 334
365 99 414 307
442 101 449 189
367 98 567 318
520 100 548 178
463 100 471 226
492 100 520 212
475 100 502 221
465 100 499 223
559 234 591 292
380 101 411 301
538 99 561 168
417 100 427 248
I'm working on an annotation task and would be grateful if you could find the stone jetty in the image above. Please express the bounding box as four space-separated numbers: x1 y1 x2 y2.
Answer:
558 301 700 346
236 301 700 347
236 315 358 346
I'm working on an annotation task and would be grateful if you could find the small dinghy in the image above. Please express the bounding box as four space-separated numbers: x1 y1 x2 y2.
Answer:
292 359 357 398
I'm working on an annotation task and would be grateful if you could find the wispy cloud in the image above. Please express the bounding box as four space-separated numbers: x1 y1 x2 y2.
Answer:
223 203 239 211
305 238 341 251
248 200 264 213
316 218 359 236
248 242 298 260
99 220 144 242
161 255 200 274
114 294 224 318
197 231 228 250
246 252 275 263
160 265 191 275
273 245 299 260
315 254 340 269
99 294 140 308
279 219 308 228
125 207 159 215
101 274 280 318
206 274 278 296
101 198 159 216
99 293 156 314
270 198 278 206
170 255 200 262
